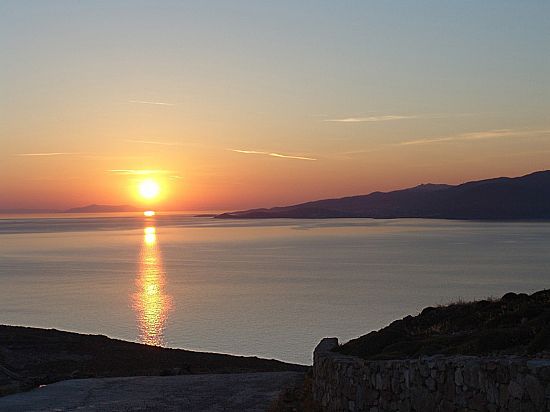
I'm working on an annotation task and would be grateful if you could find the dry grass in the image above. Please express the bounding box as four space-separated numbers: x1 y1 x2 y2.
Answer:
338 290 550 360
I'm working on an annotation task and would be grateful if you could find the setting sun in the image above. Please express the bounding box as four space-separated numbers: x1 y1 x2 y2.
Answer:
2 2 550 410
139 180 160 200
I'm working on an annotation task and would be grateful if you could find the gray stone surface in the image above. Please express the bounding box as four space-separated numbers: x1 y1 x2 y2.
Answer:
0 372 304 412
313 338 550 411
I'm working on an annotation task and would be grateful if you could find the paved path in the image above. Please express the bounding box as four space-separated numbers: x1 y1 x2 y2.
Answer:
0 372 304 411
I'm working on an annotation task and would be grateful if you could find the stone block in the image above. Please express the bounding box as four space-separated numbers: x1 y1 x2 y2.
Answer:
524 374 544 408
312 339 550 412
426 377 437 391
455 368 464 386
508 380 524 399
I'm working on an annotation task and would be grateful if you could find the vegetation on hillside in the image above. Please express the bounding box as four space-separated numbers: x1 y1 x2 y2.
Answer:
338 290 550 360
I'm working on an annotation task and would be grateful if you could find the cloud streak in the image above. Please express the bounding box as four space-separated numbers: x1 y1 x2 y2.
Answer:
124 139 184 146
128 100 174 106
15 152 81 156
338 128 550 158
106 169 174 175
230 149 317 161
231 150 265 155
399 129 550 146
324 115 419 123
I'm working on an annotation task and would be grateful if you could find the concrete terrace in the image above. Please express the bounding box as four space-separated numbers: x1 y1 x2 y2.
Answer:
0 372 305 412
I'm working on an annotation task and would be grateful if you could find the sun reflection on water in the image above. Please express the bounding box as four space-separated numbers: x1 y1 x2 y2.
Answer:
133 226 172 346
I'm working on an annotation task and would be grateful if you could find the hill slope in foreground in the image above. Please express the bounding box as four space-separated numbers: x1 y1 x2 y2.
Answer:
217 170 550 220
338 290 550 360
0 326 306 396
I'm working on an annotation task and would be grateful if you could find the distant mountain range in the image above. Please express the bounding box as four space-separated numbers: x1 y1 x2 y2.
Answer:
217 170 550 220
0 204 139 214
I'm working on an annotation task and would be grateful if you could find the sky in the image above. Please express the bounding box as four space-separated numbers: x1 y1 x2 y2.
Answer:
1 1 549 211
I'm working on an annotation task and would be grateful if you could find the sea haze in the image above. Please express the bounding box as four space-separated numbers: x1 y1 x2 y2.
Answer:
1 215 549 364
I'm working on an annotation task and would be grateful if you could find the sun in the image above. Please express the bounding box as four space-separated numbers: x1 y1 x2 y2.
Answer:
139 179 160 200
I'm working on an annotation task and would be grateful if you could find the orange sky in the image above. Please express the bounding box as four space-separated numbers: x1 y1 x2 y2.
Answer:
1 2 549 211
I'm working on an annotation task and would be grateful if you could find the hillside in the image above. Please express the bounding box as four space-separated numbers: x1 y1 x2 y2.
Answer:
338 290 550 360
217 170 550 220
0 326 306 396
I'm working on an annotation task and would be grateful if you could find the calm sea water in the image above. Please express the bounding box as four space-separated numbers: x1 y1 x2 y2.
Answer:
1 214 549 364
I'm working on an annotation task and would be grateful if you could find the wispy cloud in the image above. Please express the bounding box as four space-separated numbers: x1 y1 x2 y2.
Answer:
399 129 550 146
106 169 174 175
268 153 317 161
14 152 152 160
398 137 454 146
128 100 174 106
15 152 81 157
324 115 419 123
230 149 317 161
124 139 184 146
338 147 390 156
231 150 265 155
323 112 477 123
338 128 550 158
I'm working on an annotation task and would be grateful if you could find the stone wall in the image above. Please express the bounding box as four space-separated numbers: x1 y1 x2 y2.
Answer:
313 338 550 411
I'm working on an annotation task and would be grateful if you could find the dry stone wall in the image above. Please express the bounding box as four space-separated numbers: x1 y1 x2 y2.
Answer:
313 338 550 411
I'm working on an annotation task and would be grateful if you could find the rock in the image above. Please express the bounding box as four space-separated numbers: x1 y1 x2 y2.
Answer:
524 375 544 407
507 381 524 399
365 389 379 405
312 336 550 412
468 393 487 411
499 383 509 406
486 382 498 404
455 369 464 386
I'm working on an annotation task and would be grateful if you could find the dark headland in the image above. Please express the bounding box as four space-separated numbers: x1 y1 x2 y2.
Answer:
217 170 550 220
0 326 306 396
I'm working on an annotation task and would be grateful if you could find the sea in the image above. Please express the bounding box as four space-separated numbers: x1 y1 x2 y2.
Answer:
1 213 549 365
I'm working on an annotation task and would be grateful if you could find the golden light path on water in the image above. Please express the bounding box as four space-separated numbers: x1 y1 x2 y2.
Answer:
133 224 172 346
